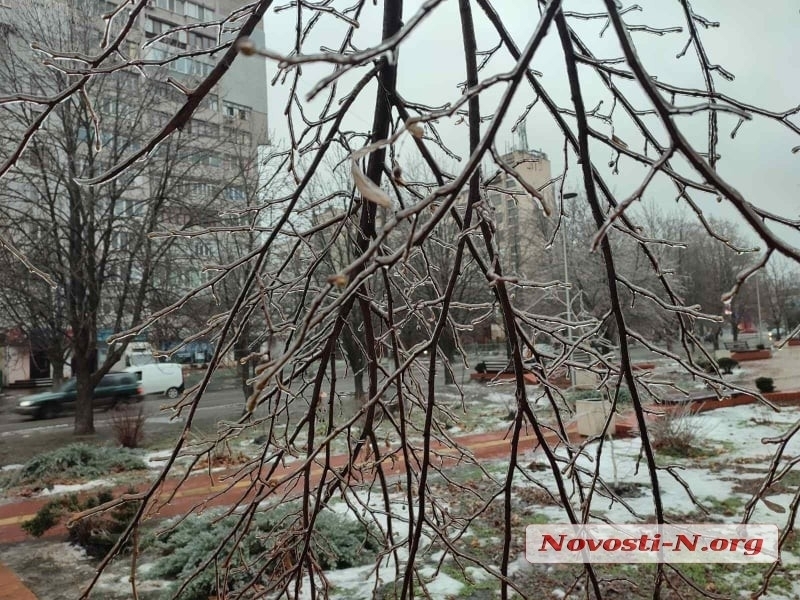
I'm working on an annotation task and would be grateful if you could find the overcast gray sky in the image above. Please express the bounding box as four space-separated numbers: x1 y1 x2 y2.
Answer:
259 0 799 249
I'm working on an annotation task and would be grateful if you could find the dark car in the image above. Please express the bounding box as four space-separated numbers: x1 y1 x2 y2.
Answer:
14 373 144 419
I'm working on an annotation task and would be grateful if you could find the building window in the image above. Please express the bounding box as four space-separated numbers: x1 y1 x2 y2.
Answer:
223 186 245 201
223 101 251 121
189 119 219 137
195 241 211 258
145 17 178 38
223 126 251 145
184 1 214 20
112 230 130 249
155 0 184 12
189 32 215 50
182 181 215 198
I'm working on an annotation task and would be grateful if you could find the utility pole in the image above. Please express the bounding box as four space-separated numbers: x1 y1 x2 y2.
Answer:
756 275 763 345
562 193 578 387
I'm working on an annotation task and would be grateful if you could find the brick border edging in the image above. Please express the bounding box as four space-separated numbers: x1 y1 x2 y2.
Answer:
731 350 772 361
683 389 800 414
3 388 800 544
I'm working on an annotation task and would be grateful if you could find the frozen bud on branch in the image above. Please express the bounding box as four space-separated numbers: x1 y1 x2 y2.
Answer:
351 160 392 208
406 120 424 138
392 159 406 187
236 37 257 56
611 135 628 148
327 273 349 288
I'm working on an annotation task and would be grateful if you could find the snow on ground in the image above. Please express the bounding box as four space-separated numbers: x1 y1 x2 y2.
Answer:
694 403 800 458
38 478 116 496
291 490 462 599
519 403 800 552
142 448 175 468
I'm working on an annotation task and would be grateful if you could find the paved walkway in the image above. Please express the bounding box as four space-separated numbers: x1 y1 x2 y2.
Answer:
1 346 798 598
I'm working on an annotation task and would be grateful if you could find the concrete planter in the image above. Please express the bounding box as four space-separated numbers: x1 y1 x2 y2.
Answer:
576 399 616 437
731 349 771 361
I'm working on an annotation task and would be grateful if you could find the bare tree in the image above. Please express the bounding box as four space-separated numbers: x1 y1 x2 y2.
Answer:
0 0 234 432
1 1 799 599
761 258 800 339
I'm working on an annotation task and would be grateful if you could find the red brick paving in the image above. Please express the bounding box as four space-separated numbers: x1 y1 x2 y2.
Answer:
0 563 37 600
1 388 799 598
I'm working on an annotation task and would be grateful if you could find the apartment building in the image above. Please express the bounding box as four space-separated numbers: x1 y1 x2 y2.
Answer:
479 148 555 281
116 0 272 357
0 0 269 376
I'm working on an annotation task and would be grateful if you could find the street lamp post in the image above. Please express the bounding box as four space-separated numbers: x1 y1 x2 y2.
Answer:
562 193 578 386
756 275 763 345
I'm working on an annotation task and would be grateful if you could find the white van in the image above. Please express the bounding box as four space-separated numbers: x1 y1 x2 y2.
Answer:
124 363 184 398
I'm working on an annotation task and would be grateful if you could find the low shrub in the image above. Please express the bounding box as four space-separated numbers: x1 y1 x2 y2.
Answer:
755 377 775 393
716 357 739 375
570 389 604 402
649 405 704 457
22 489 140 558
695 358 716 374
4 443 147 489
110 405 146 448
569 387 632 404
146 505 380 600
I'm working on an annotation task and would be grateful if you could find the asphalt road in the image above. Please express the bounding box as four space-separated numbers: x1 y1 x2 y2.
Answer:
0 388 244 438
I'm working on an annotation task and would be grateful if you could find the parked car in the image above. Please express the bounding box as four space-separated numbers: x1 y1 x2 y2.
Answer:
123 363 184 398
14 373 143 420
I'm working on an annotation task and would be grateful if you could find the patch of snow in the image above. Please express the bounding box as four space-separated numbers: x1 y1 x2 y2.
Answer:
39 478 115 496
416 566 464 597
142 448 174 468
485 391 515 405
507 552 533 577
464 565 492 582
0 463 22 472
511 404 800 526
761 577 800 600
746 493 798 528
691 404 800 458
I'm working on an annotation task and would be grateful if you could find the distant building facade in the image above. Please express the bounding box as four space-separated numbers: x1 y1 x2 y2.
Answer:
0 0 268 381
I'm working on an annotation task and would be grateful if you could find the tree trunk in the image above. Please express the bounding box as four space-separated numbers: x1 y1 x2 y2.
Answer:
340 326 365 402
50 357 65 387
440 330 456 385
443 366 455 385
72 349 94 435
353 370 365 402
234 329 254 401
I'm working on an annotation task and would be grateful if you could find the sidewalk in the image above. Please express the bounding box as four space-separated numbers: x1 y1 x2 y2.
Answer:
0 412 617 598
2 377 798 598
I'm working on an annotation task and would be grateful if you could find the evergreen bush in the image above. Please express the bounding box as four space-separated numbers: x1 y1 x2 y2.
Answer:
695 358 716 374
3 443 146 489
716 357 739 374
21 489 139 558
755 377 775 393
146 506 380 600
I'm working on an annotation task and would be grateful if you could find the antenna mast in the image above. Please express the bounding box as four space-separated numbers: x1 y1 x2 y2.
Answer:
518 119 529 152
